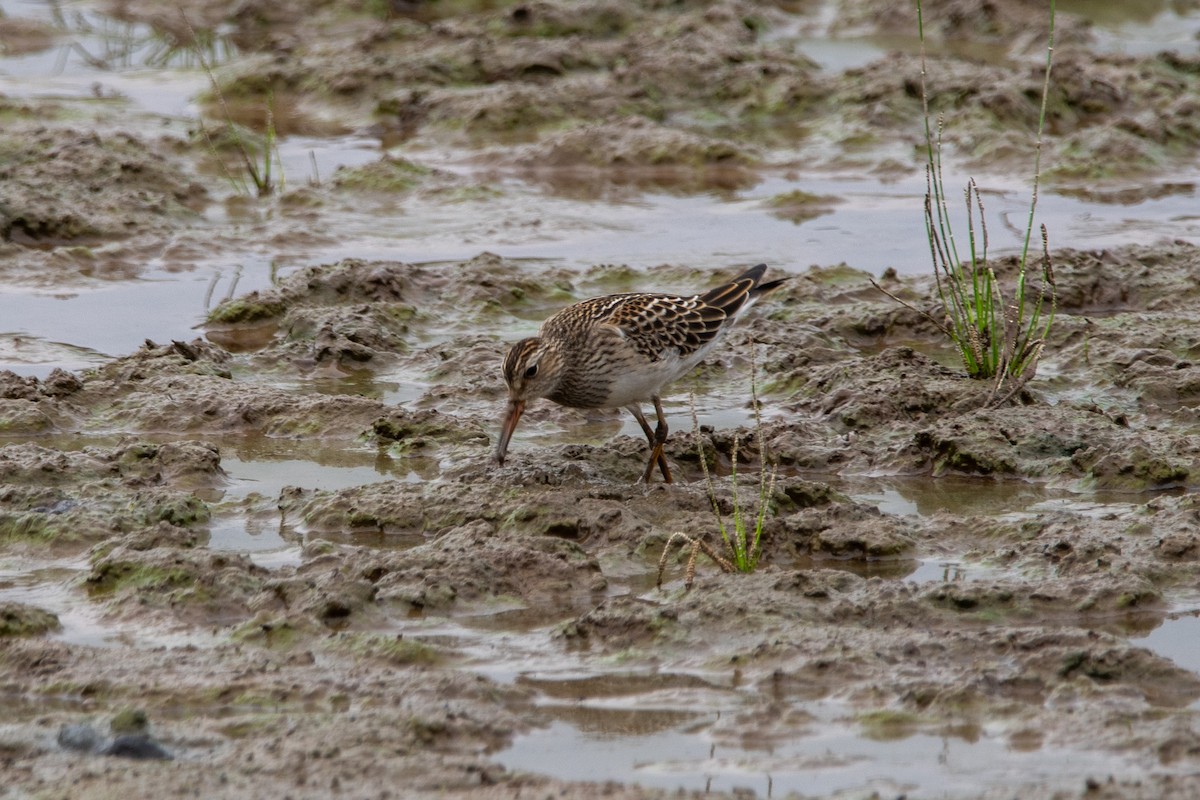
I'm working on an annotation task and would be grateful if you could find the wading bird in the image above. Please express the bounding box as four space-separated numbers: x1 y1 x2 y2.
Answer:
496 264 786 483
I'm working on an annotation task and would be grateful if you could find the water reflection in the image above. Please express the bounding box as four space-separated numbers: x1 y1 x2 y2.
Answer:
844 475 1067 517
498 716 1134 798
3 1 237 73
1133 611 1200 676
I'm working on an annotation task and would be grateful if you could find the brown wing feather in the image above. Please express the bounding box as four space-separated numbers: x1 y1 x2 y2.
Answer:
607 295 727 362
539 263 781 364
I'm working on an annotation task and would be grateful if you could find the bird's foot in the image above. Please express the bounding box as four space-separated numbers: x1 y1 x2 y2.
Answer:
642 443 672 484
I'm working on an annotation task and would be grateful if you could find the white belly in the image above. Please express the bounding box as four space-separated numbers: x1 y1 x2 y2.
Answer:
600 344 713 407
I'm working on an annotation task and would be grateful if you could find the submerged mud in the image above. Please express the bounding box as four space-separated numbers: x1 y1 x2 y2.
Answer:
4 0 1200 798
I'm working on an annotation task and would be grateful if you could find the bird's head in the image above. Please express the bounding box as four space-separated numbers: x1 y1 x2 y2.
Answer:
495 337 561 465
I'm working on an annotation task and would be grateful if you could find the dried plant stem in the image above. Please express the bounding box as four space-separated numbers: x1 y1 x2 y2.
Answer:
656 532 736 591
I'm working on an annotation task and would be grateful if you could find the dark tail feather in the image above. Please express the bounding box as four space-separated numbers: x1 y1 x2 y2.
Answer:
699 264 787 315
751 276 789 299
732 263 768 286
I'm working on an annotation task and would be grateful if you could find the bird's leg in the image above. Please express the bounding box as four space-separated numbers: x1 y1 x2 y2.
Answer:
647 396 672 484
626 404 672 484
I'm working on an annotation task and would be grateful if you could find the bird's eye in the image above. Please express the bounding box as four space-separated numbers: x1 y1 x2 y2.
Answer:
524 364 538 379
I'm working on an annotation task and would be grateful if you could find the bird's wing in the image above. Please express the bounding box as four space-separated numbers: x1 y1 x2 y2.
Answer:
597 293 727 362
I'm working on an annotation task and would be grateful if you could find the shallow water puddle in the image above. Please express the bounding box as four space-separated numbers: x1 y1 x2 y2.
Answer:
394 578 1154 797
204 514 293 558
0 332 107 378
0 556 214 648
498 708 1143 798
847 475 1065 518
0 260 279 369
0 0 218 115
1057 0 1200 54
903 558 980 584
1134 611 1200 680
846 474 1144 519
786 552 917 581
219 454 416 499
341 167 1200 277
206 452 421 558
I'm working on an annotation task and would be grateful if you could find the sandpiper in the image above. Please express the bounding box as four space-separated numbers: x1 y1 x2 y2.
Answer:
496 264 787 483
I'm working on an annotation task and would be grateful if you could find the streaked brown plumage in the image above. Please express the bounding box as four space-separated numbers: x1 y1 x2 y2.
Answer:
496 264 786 483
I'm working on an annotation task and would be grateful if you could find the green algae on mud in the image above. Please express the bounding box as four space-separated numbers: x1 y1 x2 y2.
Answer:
229 612 310 650
0 441 220 548
85 546 266 611
330 155 434 192
764 188 843 224
372 409 490 452
324 631 442 666
206 294 288 324
0 602 61 637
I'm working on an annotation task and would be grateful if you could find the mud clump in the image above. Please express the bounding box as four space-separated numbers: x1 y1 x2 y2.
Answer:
516 119 758 168
74 340 424 439
785 346 988 430
0 369 83 433
86 546 270 630
0 128 206 244
823 46 1200 176
0 441 221 548
1048 242 1200 313
207 253 575 371
371 519 606 613
329 155 441 193
786 501 918 561
908 403 1196 489
209 253 577 325
372 409 489 452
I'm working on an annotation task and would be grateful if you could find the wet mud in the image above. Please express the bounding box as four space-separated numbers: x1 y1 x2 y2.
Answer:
4 0 1200 798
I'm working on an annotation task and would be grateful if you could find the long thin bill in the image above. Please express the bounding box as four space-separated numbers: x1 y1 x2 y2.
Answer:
494 399 525 465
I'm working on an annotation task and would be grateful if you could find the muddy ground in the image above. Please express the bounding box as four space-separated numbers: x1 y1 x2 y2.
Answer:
4 0 1200 798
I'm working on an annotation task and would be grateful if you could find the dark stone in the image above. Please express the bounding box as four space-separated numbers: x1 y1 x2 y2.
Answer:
101 734 173 761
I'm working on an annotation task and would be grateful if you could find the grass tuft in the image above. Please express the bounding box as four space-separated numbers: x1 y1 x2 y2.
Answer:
182 12 282 197
872 0 1058 407
657 347 778 590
